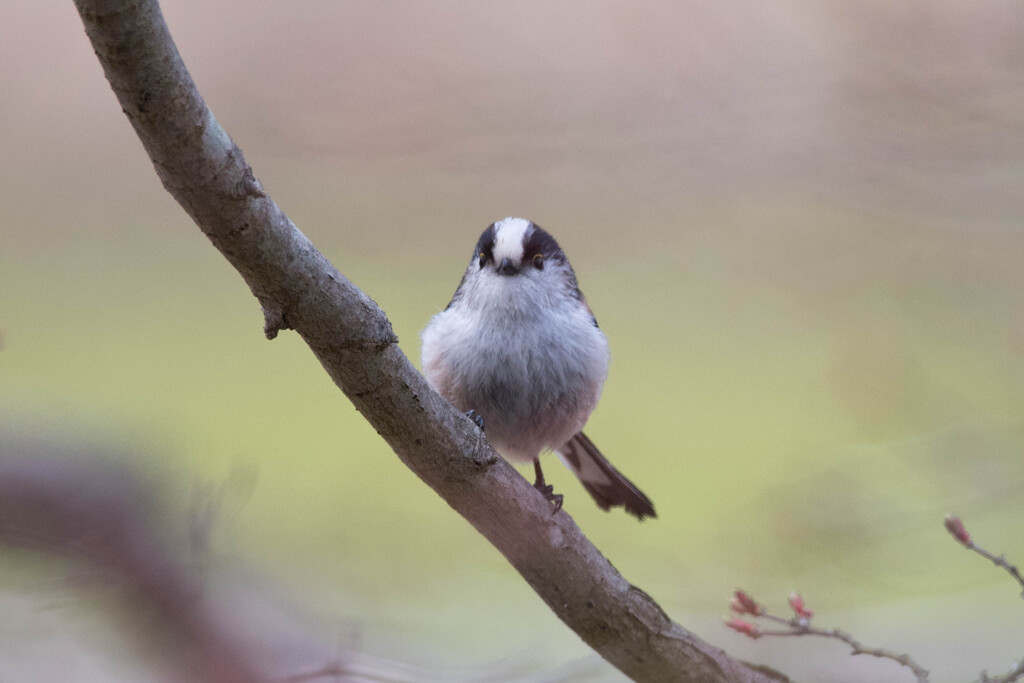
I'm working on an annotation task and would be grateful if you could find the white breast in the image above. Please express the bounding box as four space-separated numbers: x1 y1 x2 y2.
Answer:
421 268 609 462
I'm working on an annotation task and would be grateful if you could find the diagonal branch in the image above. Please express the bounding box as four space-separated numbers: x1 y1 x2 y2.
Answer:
71 1 786 680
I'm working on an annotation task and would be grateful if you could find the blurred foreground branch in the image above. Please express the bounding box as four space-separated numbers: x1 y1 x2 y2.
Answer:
0 452 324 682
70 0 785 680
0 451 614 682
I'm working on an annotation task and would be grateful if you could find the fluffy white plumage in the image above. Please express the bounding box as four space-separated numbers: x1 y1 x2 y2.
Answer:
420 218 656 519
421 218 608 462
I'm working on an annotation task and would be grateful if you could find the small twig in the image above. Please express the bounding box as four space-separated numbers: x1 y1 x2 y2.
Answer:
943 516 1024 683
725 591 929 682
786 623 928 682
726 519 1024 682
974 657 1024 683
945 516 1024 598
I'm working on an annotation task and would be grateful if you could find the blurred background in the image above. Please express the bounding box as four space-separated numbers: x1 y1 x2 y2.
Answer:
3 1 1024 681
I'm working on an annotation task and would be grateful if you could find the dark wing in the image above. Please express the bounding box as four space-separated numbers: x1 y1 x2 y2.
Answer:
556 432 656 520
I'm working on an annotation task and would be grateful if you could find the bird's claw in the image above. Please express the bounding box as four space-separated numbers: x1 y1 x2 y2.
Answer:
465 409 485 431
534 482 564 514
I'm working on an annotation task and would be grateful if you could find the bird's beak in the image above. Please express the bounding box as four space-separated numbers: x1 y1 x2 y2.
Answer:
497 257 519 276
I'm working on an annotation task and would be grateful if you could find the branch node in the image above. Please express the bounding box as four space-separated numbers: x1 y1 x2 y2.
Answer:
262 303 289 339
238 163 264 197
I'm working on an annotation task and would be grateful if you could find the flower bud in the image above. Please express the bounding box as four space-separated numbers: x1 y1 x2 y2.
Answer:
944 515 971 546
788 592 813 619
724 616 761 639
730 589 762 616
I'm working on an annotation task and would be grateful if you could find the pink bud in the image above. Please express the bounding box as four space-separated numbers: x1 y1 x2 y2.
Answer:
730 589 762 616
944 515 971 546
724 616 761 639
788 592 813 619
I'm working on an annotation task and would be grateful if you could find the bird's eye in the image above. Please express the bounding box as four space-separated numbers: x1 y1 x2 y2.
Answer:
532 253 544 269
478 253 486 268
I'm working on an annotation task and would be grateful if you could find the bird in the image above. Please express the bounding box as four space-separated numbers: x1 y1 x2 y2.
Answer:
420 217 656 520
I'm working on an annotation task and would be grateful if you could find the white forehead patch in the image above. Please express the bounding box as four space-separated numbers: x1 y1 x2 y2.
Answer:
492 217 532 264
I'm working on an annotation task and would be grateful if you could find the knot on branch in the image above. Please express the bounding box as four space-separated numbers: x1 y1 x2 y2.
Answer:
227 149 265 199
262 303 290 339
338 323 398 351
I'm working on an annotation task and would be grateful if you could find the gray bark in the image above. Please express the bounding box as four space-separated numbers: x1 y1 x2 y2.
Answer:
71 1 789 680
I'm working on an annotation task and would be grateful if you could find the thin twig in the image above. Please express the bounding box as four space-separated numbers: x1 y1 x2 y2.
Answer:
974 658 1024 683
946 515 1024 598
726 591 929 682
943 516 1024 682
765 614 929 682
970 543 1024 596
970 659 1024 683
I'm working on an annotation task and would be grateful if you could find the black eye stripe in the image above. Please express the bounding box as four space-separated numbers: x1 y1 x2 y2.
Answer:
473 223 496 267
469 221 568 271
523 223 565 263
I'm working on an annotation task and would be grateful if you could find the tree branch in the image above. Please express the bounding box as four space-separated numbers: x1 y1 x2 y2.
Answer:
71 1 786 680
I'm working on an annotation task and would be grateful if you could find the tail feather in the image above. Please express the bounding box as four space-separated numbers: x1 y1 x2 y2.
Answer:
556 432 656 520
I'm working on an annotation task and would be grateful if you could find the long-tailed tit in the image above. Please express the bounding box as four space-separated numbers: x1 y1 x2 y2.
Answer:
420 218 656 520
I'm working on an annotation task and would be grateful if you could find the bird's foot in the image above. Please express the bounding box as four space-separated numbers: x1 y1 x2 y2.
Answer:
534 482 564 514
465 409 485 431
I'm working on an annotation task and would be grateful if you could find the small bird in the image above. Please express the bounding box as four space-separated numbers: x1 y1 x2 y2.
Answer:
421 218 656 520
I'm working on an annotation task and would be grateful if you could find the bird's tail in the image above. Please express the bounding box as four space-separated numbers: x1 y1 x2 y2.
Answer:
556 432 656 520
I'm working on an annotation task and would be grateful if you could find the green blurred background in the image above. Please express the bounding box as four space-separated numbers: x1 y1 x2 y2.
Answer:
3 1 1024 681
